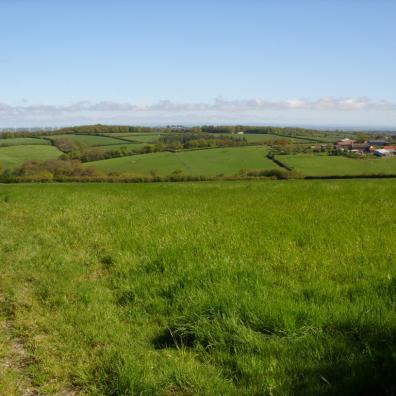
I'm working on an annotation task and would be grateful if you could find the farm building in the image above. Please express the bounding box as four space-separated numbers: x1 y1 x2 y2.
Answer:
351 143 370 153
374 149 394 157
337 138 354 145
368 140 388 146
335 138 355 150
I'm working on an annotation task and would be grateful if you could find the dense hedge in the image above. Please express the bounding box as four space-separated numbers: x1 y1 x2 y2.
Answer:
305 174 396 179
266 152 293 171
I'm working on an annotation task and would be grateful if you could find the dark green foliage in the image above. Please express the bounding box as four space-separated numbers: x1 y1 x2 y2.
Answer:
158 133 247 149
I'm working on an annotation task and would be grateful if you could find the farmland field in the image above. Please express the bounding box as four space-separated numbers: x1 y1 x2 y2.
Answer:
86 146 273 175
46 134 127 146
242 134 312 143
106 133 164 143
281 154 396 176
97 142 148 152
289 134 346 143
0 145 61 168
0 137 51 147
207 133 312 143
0 180 395 395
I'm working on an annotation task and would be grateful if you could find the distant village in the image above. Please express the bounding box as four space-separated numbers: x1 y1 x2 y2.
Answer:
334 138 396 157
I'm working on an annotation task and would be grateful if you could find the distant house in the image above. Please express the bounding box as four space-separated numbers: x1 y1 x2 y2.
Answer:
337 138 355 145
368 140 388 147
335 138 355 150
384 145 396 151
236 131 244 135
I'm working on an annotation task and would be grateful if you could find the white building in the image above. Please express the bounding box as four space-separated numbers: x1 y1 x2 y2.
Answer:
374 149 393 157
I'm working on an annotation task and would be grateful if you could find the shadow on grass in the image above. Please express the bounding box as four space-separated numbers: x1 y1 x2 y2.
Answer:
298 325 396 396
291 341 396 395
152 326 196 350
152 321 396 395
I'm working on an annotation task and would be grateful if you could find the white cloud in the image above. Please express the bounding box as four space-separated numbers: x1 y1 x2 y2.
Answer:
0 97 395 127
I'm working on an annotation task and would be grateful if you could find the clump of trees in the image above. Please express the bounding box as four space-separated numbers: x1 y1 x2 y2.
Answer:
200 125 334 137
158 133 247 150
1 160 104 182
57 124 163 135
238 168 301 179
53 138 85 156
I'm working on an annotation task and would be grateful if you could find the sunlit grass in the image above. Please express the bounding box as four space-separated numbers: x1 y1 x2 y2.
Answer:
0 180 395 395
281 154 396 176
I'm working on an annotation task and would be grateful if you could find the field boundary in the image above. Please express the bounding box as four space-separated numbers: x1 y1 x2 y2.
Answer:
3 173 396 185
73 133 150 145
267 152 293 171
304 174 396 179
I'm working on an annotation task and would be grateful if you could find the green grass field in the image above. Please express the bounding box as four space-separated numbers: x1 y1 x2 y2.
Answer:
241 134 313 143
46 134 128 146
85 142 148 153
0 138 51 147
207 133 310 143
87 146 273 176
97 142 148 151
281 154 396 176
0 145 61 169
0 181 395 395
296 134 346 143
108 133 164 143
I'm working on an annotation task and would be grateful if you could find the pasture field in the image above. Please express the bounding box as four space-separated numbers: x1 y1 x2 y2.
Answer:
107 133 164 143
86 146 273 176
0 180 395 395
281 154 396 176
289 134 347 143
208 133 312 143
46 134 127 146
97 142 148 152
0 138 51 147
0 145 61 168
242 134 312 143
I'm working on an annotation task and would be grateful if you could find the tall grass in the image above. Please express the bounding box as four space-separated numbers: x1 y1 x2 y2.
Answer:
0 180 395 395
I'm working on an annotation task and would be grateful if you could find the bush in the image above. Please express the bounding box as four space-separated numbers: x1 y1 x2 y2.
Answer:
244 169 292 179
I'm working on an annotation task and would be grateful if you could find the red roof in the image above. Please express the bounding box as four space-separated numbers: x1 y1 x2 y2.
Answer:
384 146 396 150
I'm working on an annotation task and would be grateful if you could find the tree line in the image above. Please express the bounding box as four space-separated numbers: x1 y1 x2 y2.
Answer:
158 133 247 149
1 123 392 141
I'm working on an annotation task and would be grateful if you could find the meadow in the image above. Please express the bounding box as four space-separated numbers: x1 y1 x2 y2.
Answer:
48 134 128 146
242 134 312 143
0 137 51 147
0 145 61 168
86 146 273 176
280 154 396 176
97 143 147 152
207 133 314 144
0 180 395 395
101 133 165 143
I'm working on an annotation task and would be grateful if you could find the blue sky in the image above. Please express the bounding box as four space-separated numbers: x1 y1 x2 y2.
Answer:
1 0 395 127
